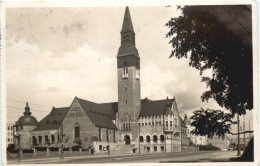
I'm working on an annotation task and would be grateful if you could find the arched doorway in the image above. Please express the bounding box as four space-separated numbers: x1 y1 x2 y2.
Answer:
124 135 130 145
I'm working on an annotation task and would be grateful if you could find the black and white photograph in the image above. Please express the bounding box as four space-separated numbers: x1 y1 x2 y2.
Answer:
1 1 258 165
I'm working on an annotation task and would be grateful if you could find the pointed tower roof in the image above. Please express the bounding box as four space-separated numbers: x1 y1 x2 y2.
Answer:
121 6 135 33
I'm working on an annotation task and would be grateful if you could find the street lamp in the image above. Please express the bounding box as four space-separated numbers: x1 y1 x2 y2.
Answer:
13 122 21 163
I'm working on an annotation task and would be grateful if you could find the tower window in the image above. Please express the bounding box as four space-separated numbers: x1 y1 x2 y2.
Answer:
124 67 128 74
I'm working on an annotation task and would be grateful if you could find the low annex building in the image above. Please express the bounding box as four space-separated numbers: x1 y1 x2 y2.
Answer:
13 7 198 154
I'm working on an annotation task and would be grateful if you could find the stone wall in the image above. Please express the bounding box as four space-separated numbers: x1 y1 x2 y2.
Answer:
63 99 98 149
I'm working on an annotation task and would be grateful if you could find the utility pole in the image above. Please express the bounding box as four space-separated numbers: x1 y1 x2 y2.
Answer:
243 114 246 151
237 114 241 156
60 123 64 159
171 133 173 152
139 125 140 154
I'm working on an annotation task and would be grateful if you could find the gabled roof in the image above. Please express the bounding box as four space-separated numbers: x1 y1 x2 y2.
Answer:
76 98 117 130
33 107 69 131
139 98 175 117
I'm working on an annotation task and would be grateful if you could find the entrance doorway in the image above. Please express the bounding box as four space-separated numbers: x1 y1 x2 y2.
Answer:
124 135 130 145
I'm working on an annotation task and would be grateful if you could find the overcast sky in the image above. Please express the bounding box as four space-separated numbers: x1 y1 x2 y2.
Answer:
5 6 253 135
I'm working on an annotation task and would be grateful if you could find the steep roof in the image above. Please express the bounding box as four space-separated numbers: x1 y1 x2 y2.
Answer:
76 98 117 130
33 107 69 131
139 98 175 117
121 6 135 33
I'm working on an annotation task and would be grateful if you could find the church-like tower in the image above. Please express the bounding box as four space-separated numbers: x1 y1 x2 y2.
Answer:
117 7 141 143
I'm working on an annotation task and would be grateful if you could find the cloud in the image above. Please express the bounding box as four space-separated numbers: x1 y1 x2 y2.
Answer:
6 37 117 122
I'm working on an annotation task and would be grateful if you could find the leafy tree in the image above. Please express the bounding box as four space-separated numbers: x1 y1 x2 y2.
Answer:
190 108 232 138
165 6 253 116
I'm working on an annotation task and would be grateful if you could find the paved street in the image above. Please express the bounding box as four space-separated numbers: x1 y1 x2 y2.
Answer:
7 151 240 164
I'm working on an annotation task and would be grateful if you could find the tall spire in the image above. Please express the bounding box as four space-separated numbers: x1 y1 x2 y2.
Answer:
121 6 135 34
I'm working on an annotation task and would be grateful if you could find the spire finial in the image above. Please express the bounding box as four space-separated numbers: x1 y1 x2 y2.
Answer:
121 6 134 33
24 102 31 115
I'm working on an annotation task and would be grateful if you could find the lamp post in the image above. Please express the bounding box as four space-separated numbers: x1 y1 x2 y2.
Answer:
14 123 21 163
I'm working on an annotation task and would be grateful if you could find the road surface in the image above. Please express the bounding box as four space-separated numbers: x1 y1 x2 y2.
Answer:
7 151 239 164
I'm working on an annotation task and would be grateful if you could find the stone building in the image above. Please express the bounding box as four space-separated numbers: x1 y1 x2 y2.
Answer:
13 7 198 154
6 123 14 147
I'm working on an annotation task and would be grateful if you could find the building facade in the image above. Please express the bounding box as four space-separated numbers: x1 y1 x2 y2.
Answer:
6 123 14 146
13 7 198 154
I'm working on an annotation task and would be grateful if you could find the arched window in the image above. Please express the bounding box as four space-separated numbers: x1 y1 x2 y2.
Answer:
160 135 165 142
139 136 144 142
74 123 80 139
153 135 158 142
146 135 150 142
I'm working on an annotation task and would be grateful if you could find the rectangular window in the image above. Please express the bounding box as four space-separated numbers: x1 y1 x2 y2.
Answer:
148 122 151 125
161 146 164 152
154 146 157 152
123 123 125 131
51 135 55 143
75 126 80 138
124 67 128 74
8 126 10 130
129 123 131 130
45 135 49 144
125 123 128 131
142 123 144 126
166 121 168 127
145 123 147 126
170 121 173 127
39 136 42 143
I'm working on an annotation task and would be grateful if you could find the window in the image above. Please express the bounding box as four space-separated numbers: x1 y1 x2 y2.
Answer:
123 67 128 74
8 126 10 130
153 135 158 143
125 87 127 92
148 122 151 125
139 136 144 142
161 146 164 152
99 128 102 141
51 135 55 143
8 138 10 142
146 136 150 142
145 123 147 126
154 146 157 152
142 123 144 126
128 123 131 130
125 100 127 104
170 121 173 127
123 123 125 131
166 121 168 127
39 136 42 143
147 147 150 152
74 123 80 139
45 135 49 144
99 145 102 150
160 135 165 142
